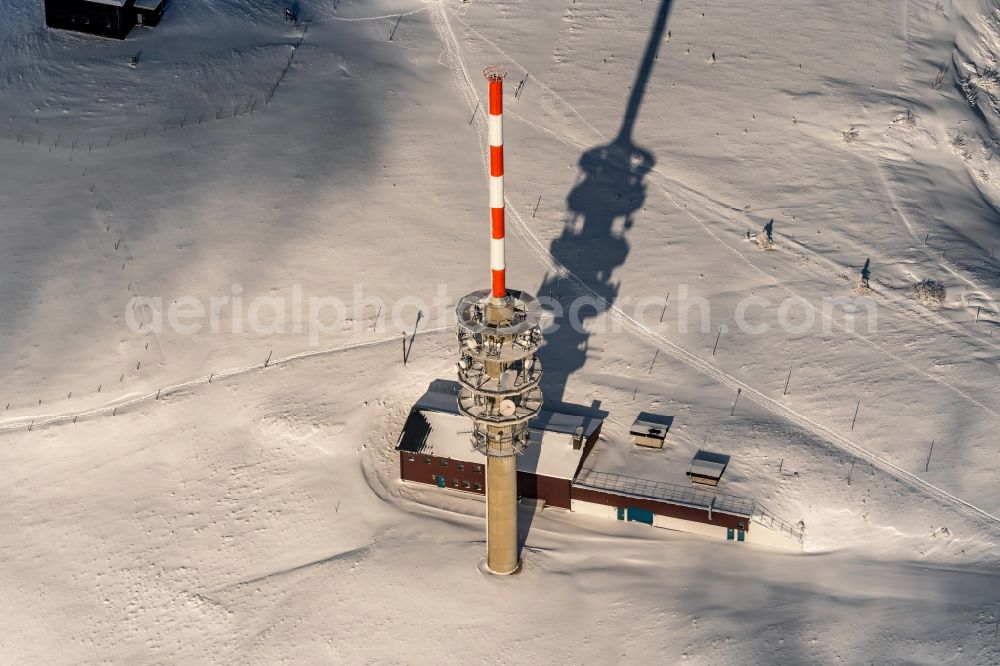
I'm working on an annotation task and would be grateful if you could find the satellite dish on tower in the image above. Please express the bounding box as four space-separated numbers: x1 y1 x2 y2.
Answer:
498 399 516 417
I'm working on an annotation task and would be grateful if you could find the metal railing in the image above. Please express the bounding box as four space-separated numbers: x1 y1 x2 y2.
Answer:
575 468 755 516
574 468 804 544
750 503 804 544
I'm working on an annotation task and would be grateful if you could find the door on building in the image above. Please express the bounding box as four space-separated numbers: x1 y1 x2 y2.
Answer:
626 507 654 525
435 475 446 488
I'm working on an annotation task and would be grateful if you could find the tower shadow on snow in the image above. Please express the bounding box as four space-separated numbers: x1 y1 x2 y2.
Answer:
537 0 673 405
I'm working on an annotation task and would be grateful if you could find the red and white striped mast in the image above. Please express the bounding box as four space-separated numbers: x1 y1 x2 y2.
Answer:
454 65 544 575
485 65 507 302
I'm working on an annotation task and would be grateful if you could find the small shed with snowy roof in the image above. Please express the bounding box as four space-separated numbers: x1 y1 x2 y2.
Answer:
629 412 673 448
687 450 730 487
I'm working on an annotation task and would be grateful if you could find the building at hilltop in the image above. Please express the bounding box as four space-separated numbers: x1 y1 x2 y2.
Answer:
396 382 804 550
397 382 603 510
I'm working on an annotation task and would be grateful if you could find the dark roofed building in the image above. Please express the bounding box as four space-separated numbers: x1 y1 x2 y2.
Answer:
134 0 165 26
44 0 166 39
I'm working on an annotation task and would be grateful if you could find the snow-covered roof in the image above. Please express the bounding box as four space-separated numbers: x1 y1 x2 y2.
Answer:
629 412 673 440
519 423 590 480
414 409 479 460
84 0 129 7
134 0 164 10
413 384 461 414
688 450 730 480
399 384 601 481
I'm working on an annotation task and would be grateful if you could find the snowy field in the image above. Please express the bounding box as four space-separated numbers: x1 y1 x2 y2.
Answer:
1 0 999 663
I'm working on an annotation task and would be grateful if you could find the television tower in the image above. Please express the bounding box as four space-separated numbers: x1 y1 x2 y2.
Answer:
456 66 543 575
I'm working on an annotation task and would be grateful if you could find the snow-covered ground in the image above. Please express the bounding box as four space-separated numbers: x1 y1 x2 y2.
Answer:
1 0 999 663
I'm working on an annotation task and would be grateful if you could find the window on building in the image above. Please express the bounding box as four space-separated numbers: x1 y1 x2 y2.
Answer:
456 462 465 471
473 464 483 473
452 477 460 487
439 459 449 467
462 481 471 489
407 455 416 462
422 456 431 464
473 483 482 491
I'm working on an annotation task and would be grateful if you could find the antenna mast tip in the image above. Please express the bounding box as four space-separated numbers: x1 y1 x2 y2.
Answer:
483 65 508 81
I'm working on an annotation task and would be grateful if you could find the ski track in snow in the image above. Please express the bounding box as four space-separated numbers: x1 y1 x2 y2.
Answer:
432 1 1000 535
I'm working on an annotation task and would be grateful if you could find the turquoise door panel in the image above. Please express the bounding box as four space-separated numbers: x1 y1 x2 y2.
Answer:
626 507 654 525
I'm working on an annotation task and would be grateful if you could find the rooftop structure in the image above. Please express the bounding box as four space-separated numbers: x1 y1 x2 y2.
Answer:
687 450 731 487
630 412 674 449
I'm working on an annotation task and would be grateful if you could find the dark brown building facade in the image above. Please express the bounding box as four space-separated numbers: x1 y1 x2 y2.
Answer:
397 448 586 510
399 451 486 495
570 485 749 531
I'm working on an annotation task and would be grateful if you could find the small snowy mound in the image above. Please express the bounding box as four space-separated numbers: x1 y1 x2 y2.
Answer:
914 279 946 308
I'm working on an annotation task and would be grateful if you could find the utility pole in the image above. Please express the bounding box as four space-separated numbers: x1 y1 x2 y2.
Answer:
659 291 670 322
